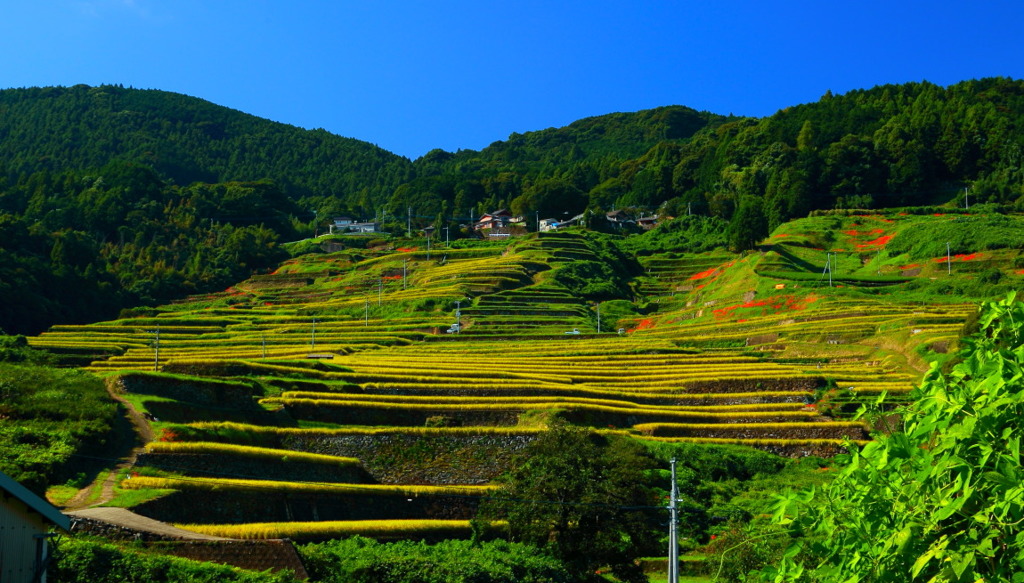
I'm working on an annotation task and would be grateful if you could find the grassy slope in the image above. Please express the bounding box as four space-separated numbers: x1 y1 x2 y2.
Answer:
16 211 1024 565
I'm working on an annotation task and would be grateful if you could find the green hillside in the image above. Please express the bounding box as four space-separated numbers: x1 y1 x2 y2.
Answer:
2 79 1024 336
0 84 413 198
7 208 1022 580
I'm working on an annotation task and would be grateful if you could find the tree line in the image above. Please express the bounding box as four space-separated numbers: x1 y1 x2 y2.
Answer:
1 79 1023 333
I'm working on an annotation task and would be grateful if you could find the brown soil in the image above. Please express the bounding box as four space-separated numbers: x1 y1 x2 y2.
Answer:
63 379 153 510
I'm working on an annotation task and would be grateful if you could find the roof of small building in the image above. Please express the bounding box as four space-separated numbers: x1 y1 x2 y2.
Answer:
0 471 70 530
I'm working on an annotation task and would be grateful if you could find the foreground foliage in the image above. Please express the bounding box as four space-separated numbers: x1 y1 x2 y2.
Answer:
765 292 1024 582
481 423 659 582
53 536 297 583
0 363 117 494
298 536 573 583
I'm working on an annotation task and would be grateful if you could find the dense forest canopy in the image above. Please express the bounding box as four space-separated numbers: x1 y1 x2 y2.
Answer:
0 78 1022 334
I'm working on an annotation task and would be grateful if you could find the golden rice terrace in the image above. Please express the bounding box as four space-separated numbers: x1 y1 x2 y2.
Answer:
28 211 1024 541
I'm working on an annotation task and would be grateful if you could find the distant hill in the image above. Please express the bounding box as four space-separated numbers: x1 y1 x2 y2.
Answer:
395 78 1024 225
0 84 414 201
2 79 1024 334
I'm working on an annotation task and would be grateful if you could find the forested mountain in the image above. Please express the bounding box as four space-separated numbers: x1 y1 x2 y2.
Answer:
0 84 414 205
402 78 1024 229
397 106 732 222
1 79 1023 334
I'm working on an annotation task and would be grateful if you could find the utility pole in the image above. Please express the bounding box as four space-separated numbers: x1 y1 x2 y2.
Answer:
821 252 833 287
965 187 969 210
455 300 462 334
378 278 383 307
668 458 679 583
152 325 160 372
444 226 450 247
364 297 369 326
947 242 952 276
261 334 267 359
310 318 316 350
536 210 540 233
407 206 412 238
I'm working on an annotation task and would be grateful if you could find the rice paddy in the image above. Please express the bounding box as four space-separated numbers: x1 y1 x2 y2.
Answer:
27 216 1011 541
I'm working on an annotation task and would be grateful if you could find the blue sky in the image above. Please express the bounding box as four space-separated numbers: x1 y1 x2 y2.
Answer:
2 1 1022 159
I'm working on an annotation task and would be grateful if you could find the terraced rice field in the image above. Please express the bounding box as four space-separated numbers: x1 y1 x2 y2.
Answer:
27 222 995 541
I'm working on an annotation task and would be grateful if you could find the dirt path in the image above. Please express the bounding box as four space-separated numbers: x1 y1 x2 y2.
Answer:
60 381 230 540
63 379 153 510
67 507 232 540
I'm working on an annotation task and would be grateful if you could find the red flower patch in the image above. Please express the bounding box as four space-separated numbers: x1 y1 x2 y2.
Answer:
397 247 418 252
628 318 656 333
934 253 983 263
899 263 920 270
157 428 179 442
713 294 819 320
855 234 894 248
688 261 734 281
689 267 718 280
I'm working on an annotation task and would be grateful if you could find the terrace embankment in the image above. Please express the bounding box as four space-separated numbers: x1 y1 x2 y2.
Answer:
280 432 536 485
277 401 522 427
134 452 370 484
114 372 257 409
635 421 868 440
112 372 293 425
132 488 480 525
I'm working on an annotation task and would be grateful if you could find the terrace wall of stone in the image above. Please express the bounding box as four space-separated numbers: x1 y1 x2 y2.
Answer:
134 452 370 484
635 422 868 440
280 432 535 485
144 398 291 425
133 488 480 525
279 401 523 427
114 373 259 409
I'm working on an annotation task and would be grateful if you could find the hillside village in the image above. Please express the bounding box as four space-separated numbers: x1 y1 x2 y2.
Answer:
2 79 1024 582
3 205 1022 581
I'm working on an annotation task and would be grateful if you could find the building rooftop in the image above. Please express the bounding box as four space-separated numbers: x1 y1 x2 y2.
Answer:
0 471 70 530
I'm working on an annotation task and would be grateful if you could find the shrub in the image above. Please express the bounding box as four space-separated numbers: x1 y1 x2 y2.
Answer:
52 536 296 583
0 364 117 494
300 535 573 583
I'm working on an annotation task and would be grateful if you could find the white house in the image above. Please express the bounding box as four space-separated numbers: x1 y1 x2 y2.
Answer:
330 219 379 234
539 218 560 232
0 471 70 583
348 222 379 233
